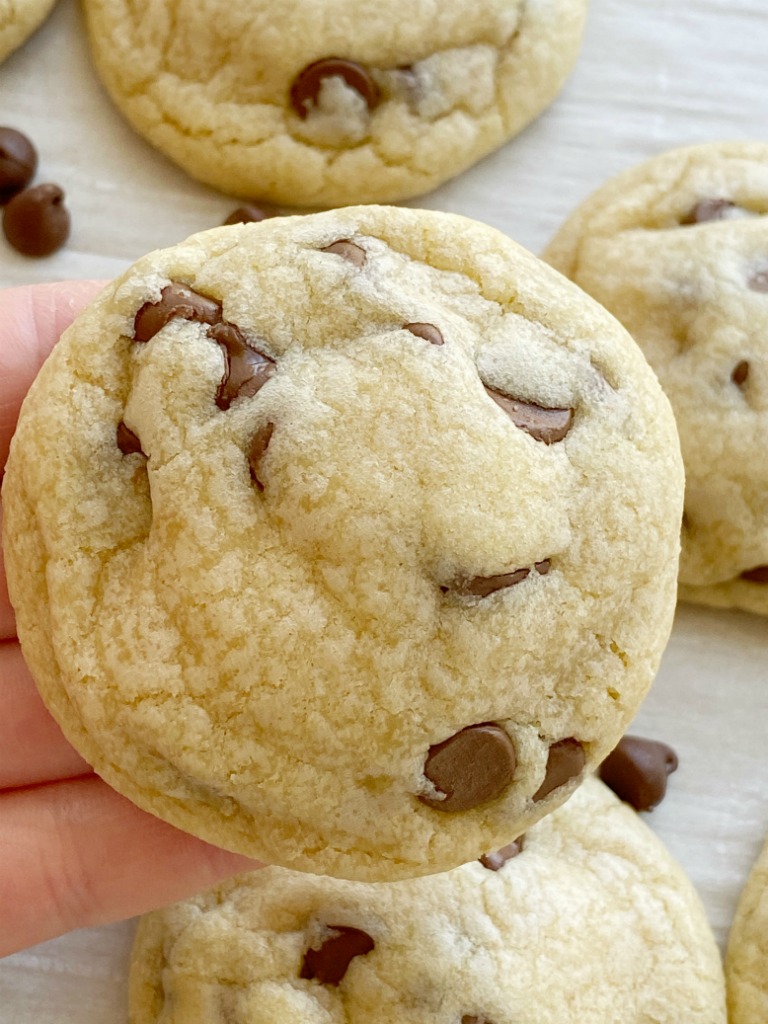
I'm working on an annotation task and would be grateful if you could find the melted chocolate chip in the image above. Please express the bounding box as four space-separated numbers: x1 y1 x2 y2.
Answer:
680 198 743 224
290 58 380 119
116 422 144 456
320 239 367 266
300 926 375 985
3 184 70 257
133 283 222 343
479 837 524 870
0 127 37 204
461 568 530 598
598 735 678 811
485 387 572 444
223 204 272 226
533 738 585 802
420 724 516 812
732 360 750 386
248 422 275 490
209 322 275 410
404 322 444 346
741 565 768 584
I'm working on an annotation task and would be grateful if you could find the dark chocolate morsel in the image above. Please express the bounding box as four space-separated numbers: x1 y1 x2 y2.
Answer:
209 322 275 410
223 204 273 226
598 735 678 811
248 422 275 490
732 360 750 386
405 322 444 346
420 723 516 812
485 387 573 444
479 837 524 870
741 565 768 584
320 239 367 266
0 127 38 205
3 184 70 257
461 568 530 598
534 559 551 575
300 926 375 985
533 738 585 802
133 283 222 343
290 58 380 119
116 422 145 456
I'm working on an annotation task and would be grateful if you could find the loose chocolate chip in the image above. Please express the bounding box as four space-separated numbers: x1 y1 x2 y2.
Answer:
732 360 750 386
290 58 380 119
223 204 272 226
749 269 768 292
300 926 375 985
680 198 743 224
404 322 444 346
133 283 222 343
598 735 678 811
209 322 275 410
248 422 274 490
534 559 551 575
461 568 530 598
320 239 367 266
116 422 145 456
0 128 37 205
3 184 70 257
420 723 516 812
533 738 585 802
484 387 572 444
741 565 768 584
479 837 524 870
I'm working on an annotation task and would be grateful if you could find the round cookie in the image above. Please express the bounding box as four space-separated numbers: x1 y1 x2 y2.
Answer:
129 778 726 1024
544 142 768 616
2 206 683 880
0 0 57 64
726 836 768 1022
81 0 588 206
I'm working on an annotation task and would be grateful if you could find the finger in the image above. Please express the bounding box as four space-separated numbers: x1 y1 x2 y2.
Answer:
0 775 261 957
0 280 104 474
0 503 13 640
0 642 91 789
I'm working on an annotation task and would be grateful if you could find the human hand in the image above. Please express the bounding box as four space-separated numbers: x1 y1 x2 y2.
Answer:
0 282 259 958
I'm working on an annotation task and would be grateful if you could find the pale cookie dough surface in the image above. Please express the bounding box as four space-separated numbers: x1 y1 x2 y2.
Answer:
726 836 768 1023
81 0 587 206
2 206 683 880
129 779 726 1024
0 0 57 63
544 142 768 617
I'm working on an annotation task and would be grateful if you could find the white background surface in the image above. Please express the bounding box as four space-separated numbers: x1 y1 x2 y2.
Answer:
1 0 767 1020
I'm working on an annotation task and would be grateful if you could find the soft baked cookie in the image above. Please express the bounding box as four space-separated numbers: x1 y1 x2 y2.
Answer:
726 836 768 1022
129 778 726 1024
2 206 683 880
81 0 587 206
544 142 768 616
0 0 57 64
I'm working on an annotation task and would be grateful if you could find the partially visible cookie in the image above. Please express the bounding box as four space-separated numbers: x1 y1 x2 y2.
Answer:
726 837 768 1022
81 0 588 206
0 0 57 64
129 778 726 1024
544 142 768 616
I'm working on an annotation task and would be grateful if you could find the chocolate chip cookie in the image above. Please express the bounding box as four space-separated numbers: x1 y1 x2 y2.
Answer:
726 836 768 1023
0 0 57 63
128 778 726 1024
545 142 768 616
2 206 683 880
81 0 588 205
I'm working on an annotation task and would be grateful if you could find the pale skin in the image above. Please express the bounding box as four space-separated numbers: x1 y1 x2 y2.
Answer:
0 282 260 959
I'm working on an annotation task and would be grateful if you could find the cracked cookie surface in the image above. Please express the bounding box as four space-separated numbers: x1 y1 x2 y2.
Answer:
2 206 683 880
0 0 57 63
128 778 725 1024
726 836 768 1023
81 0 587 205
545 142 768 617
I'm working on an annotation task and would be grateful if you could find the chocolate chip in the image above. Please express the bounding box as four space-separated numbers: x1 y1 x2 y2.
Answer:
732 360 750 386
420 724 516 812
680 198 745 224
0 128 37 205
248 422 274 490
2 184 70 257
223 204 273 226
533 738 585 802
479 837 524 870
300 926 375 985
116 422 144 456
133 283 222 343
404 322 444 346
209 322 275 410
534 559 551 575
741 565 768 583
460 568 530 598
462 1017 495 1024
290 58 380 119
320 239 367 266
485 387 572 444
598 735 678 811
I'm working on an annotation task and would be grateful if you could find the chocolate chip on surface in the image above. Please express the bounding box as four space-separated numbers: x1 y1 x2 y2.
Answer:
223 204 273 226
680 198 743 224
534 559 551 575
598 735 678 811
133 283 222 343
290 58 380 119
732 360 750 386
741 565 768 583
116 422 145 456
248 422 274 490
320 239 367 266
461 1016 495 1024
208 322 275 410
404 322 444 345
0 127 37 205
479 836 524 870
2 184 70 257
533 737 585 802
484 386 573 444
300 926 375 985
461 568 530 598
420 724 517 812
